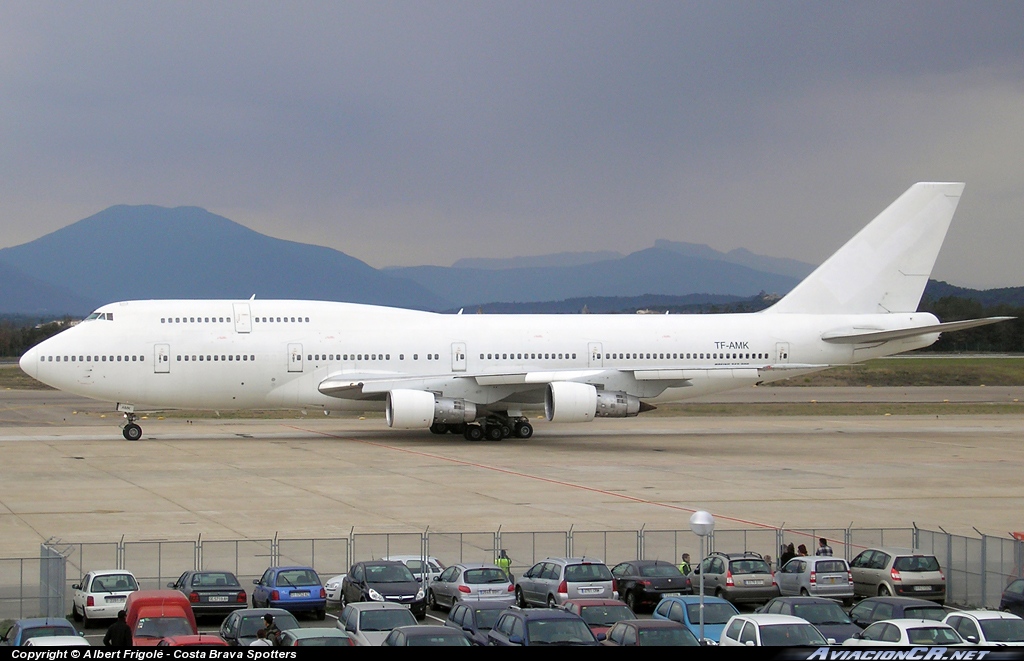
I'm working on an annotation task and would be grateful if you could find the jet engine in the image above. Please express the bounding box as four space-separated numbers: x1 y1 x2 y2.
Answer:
544 382 642 423
386 389 478 429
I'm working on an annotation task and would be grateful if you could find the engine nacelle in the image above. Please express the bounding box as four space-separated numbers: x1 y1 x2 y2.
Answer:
386 389 477 429
545 382 641 423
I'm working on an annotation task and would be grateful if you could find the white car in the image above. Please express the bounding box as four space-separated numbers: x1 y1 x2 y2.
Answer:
324 574 347 602
944 610 1024 646
71 569 140 626
383 555 446 583
336 601 418 646
23 636 91 647
719 614 830 646
843 618 967 646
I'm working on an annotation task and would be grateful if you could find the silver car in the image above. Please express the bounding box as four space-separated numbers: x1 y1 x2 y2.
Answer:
337 602 418 646
776 557 854 603
515 557 617 608
849 548 946 603
428 563 515 610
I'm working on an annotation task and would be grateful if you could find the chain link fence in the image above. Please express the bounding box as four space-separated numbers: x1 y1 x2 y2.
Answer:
2 525 1021 620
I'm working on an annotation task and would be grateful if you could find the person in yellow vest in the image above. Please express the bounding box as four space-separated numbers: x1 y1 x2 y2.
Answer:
678 553 692 575
496 549 512 581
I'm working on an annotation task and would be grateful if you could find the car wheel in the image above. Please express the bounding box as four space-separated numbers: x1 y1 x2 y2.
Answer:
516 587 527 608
879 584 892 597
72 603 82 622
800 588 810 596
625 590 638 612
547 595 558 609
82 609 92 629
316 608 326 621
428 589 438 610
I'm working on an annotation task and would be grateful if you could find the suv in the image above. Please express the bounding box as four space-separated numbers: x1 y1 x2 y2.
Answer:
515 557 617 608
688 552 779 606
487 607 600 646
849 548 946 603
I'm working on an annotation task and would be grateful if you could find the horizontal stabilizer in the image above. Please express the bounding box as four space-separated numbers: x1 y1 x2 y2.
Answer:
821 317 1014 344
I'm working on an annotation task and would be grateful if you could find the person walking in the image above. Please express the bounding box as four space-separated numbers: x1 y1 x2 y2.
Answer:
262 613 281 645
103 610 132 648
816 538 834 556
496 549 513 581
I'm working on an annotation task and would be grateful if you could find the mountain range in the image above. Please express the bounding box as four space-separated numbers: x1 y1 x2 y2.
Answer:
0 205 1019 317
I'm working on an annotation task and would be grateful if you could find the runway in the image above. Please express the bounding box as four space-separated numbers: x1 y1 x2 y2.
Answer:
1 387 1023 558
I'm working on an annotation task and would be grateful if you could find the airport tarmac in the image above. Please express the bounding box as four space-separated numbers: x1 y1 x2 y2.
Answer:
1 387 1023 558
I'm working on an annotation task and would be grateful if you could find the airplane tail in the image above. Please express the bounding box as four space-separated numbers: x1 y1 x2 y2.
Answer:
765 182 965 315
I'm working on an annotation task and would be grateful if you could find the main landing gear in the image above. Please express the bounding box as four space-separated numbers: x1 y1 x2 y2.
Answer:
122 412 143 441
427 416 534 441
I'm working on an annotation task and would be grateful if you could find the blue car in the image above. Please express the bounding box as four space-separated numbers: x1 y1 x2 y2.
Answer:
0 617 82 646
252 566 326 620
652 595 739 644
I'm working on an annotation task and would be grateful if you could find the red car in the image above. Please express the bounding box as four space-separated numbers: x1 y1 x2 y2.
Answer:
156 634 229 646
561 599 636 637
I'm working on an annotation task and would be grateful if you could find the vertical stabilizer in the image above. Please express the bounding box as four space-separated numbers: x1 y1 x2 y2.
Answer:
765 182 965 315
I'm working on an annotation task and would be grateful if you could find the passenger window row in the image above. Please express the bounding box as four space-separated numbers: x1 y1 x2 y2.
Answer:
254 316 310 323
304 353 443 362
481 352 578 360
41 355 144 362
176 355 255 362
600 351 770 361
161 316 231 324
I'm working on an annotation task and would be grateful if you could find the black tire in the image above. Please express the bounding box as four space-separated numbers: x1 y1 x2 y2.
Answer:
72 603 82 622
800 588 810 596
464 425 484 441
547 595 558 609
123 423 142 441
315 608 326 621
500 425 511 439
485 425 503 441
514 422 534 439
879 584 892 597
516 587 527 608
82 608 92 629
449 424 466 435
429 423 448 435
625 590 638 613
428 589 438 610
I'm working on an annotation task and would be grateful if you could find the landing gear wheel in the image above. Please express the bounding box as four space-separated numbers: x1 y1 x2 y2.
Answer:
485 425 504 441
500 425 511 439
449 423 466 435
122 423 142 441
429 423 448 435
513 421 534 439
464 425 484 442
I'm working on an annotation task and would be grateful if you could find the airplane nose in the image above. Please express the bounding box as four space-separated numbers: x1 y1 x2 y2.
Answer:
19 345 38 379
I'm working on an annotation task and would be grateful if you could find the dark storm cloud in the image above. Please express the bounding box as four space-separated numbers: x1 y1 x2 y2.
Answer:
1 1 1022 287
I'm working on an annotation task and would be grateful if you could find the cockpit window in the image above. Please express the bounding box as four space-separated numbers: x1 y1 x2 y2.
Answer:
85 312 114 321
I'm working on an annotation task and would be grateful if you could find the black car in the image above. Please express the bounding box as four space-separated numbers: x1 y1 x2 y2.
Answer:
166 570 247 617
341 561 427 619
1000 578 1024 617
610 560 692 612
487 607 600 646
847 596 949 629
445 601 509 646
602 619 700 647
217 608 300 646
760 596 860 643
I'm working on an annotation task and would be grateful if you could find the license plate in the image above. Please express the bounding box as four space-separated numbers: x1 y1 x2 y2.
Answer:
479 589 498 595
578 587 601 594
107 595 126 602
913 585 931 592
662 592 682 597
209 596 229 602
291 590 310 598
744 580 764 586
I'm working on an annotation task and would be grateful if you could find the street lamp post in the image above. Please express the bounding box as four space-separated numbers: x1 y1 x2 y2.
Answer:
689 510 715 644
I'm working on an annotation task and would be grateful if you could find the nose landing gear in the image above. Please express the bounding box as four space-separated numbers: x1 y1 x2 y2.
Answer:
119 405 143 440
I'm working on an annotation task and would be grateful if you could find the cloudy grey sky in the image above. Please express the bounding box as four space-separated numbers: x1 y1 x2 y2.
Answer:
2 1 1023 288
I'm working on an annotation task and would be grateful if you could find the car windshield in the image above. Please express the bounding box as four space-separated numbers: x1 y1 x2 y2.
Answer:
192 572 240 588
792 603 852 625
277 569 320 587
564 564 612 582
365 565 417 583
759 624 828 647
638 627 700 646
639 565 683 578
135 618 193 638
463 569 509 585
906 626 962 645
92 574 138 592
893 556 941 572
980 618 1024 643
729 560 771 575
22 627 76 641
406 632 472 646
527 618 596 645
905 606 948 621
239 614 299 637
473 609 502 630
686 602 738 625
360 609 417 631
578 605 635 626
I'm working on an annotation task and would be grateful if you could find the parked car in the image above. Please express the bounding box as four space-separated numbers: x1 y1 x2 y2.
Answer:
428 563 515 610
847 596 949 629
487 607 601 646
848 547 946 603
0 618 81 646
1001 578 1024 617
166 570 247 617
218 608 300 646
383 555 446 583
337 601 419 646
688 552 780 606
561 598 636 637
842 619 967 646
252 566 327 619
652 594 739 643
340 560 427 619
760 596 860 643
610 560 692 612
444 600 509 646
125 590 198 646
71 569 140 626
156 634 229 646
776 556 854 603
277 627 355 647
944 610 1024 646
515 557 617 608
602 619 700 647
21 636 91 647
382 625 472 646
719 614 830 647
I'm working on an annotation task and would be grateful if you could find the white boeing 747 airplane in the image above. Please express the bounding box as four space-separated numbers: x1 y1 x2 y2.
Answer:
19 182 1010 441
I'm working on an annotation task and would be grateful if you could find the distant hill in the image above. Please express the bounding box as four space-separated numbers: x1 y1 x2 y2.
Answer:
923 280 1024 308
0 261 99 316
448 250 624 270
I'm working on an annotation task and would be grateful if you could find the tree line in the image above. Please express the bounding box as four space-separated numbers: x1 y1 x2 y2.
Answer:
0 317 74 358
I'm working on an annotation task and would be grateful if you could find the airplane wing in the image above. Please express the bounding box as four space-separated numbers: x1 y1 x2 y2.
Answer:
821 316 1013 344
